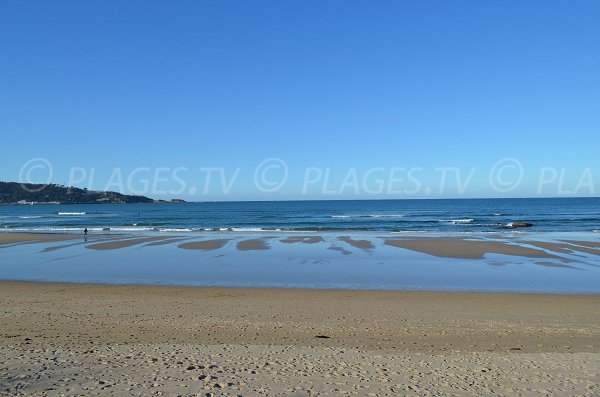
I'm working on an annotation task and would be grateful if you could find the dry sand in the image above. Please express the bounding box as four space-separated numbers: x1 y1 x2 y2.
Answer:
1 282 598 396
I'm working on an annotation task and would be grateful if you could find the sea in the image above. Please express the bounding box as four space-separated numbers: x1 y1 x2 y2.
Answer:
1 198 599 234
2 198 599 293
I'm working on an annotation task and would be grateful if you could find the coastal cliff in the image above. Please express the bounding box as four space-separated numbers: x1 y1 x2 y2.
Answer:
0 182 154 204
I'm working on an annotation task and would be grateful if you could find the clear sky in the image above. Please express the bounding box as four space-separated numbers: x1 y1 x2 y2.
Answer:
1 1 599 200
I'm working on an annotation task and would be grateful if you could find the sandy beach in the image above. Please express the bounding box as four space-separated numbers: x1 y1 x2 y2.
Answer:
1 281 599 396
4 0 600 394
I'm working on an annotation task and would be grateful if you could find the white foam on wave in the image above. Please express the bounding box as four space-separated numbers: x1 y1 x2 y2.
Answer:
331 214 404 219
18 216 43 219
58 212 86 215
107 227 156 232
389 230 497 235
438 219 474 224
191 227 267 232
593 229 600 233
8 227 99 232
205 227 316 233
5 226 160 233
2 226 300 234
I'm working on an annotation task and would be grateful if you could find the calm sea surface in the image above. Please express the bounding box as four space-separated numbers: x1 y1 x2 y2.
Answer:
1 198 599 234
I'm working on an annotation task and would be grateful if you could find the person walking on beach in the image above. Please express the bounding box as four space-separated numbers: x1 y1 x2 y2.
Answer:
84 228 88 236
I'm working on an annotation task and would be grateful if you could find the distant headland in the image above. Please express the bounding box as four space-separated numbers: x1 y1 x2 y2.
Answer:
0 182 185 204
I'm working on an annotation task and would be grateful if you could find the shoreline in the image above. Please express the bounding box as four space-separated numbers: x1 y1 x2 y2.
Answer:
2 278 599 296
1 231 600 294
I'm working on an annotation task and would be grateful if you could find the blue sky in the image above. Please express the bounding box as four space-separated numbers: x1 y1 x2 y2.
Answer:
1 1 599 200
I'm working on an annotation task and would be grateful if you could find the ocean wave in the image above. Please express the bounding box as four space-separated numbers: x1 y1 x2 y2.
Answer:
593 229 600 233
331 214 404 219
437 219 474 225
106 227 157 232
198 226 377 232
8 227 96 232
189 227 268 232
5 226 157 233
18 216 43 219
58 212 86 215
214 227 320 233
389 230 429 234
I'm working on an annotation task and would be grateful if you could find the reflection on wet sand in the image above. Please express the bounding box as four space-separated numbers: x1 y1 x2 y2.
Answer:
524 241 600 256
562 240 600 249
384 238 559 260
145 237 189 247
86 236 176 250
328 245 352 255
338 236 374 250
178 239 230 250
237 239 270 251
42 242 86 253
2 232 599 267
1 232 600 293
534 261 576 269
280 236 324 244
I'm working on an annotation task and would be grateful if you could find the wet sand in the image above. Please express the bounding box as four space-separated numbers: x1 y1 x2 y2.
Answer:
563 240 600 249
85 236 176 250
525 240 600 256
236 238 271 251
2 231 600 293
338 236 375 250
383 237 562 259
0 281 599 396
178 239 231 251
0 233 77 245
2 232 599 262
280 236 324 244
